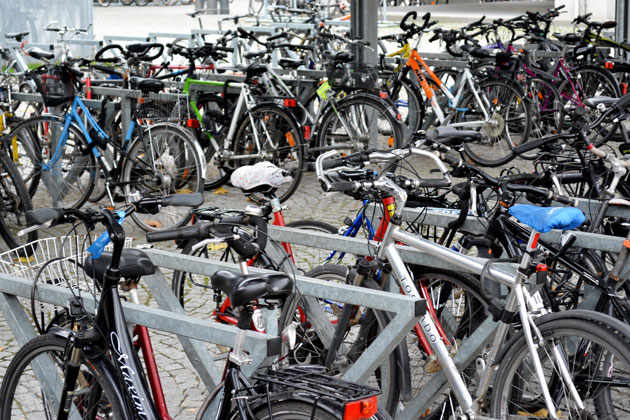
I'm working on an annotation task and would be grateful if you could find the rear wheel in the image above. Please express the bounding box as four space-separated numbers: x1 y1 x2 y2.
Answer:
231 105 304 202
284 220 339 272
280 265 401 416
459 80 531 167
121 123 204 231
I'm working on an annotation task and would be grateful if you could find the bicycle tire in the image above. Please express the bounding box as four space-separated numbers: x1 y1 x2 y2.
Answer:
120 0 135 4
231 104 304 202
523 77 563 158
121 122 204 232
458 79 532 167
0 334 127 419
0 151 37 253
97 0 113 5
490 316 630 420
317 93 404 156
135 0 151 5
285 220 339 271
7 115 97 209
406 268 490 420
280 265 401 416
558 64 620 144
387 75 425 136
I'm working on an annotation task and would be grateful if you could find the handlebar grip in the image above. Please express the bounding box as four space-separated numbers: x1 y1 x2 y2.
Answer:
146 223 209 243
400 11 417 31
328 182 357 192
551 194 576 206
417 179 450 188
26 208 64 226
215 46 234 52
268 31 288 41
440 153 463 167
428 33 440 43
161 193 204 208
513 135 557 155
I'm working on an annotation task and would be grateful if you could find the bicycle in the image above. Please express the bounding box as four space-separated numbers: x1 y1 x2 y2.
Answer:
10 63 206 231
283 147 630 420
0 199 388 419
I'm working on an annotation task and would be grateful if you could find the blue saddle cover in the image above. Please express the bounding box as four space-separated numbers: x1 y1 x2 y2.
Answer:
509 204 585 233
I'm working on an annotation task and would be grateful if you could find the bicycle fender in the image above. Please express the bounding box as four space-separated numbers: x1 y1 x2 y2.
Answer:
493 309 630 366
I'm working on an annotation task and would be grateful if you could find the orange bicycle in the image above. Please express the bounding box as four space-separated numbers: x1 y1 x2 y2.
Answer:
385 11 532 166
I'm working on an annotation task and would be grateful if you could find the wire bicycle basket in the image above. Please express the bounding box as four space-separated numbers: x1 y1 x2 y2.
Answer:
32 65 77 107
0 235 133 333
325 62 379 90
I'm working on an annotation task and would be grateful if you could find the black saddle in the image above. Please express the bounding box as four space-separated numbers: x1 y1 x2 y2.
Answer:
84 249 155 283
428 126 481 146
5 31 29 42
211 270 293 307
278 57 302 69
323 50 353 63
553 33 583 44
27 47 54 61
585 95 618 109
129 76 164 93
461 44 494 59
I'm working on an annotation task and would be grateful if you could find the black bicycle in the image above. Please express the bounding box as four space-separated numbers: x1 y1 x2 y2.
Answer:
0 197 388 419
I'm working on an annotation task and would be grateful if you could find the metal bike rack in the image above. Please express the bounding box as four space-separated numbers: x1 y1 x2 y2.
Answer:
0 241 423 419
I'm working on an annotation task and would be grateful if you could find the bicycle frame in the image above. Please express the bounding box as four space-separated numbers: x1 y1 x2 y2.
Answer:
184 78 280 164
404 50 491 127
375 179 582 418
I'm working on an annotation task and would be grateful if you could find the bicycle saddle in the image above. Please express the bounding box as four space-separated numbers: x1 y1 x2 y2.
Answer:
585 95 618 109
243 50 268 59
84 249 155 283
323 50 353 63
278 57 303 69
4 31 29 41
427 126 481 145
26 47 54 61
509 204 585 233
211 270 293 307
460 45 494 59
231 162 292 193
237 62 268 78
552 33 582 44
129 76 164 93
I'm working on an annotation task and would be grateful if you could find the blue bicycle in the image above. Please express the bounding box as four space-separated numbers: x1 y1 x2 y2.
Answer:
10 64 206 231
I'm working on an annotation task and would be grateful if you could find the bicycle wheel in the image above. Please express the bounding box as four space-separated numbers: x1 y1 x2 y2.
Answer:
317 93 404 156
524 77 562 149
0 334 126 419
490 316 630 420
232 104 304 202
0 151 36 253
406 268 490 419
558 65 620 144
135 0 150 5
284 220 339 271
387 76 425 136
7 115 96 209
97 0 113 5
280 265 401 415
121 123 204 231
120 0 134 4
458 79 531 167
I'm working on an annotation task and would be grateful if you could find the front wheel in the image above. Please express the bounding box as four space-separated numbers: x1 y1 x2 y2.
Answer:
121 123 204 231
490 316 630 420
0 334 126 419
231 104 304 202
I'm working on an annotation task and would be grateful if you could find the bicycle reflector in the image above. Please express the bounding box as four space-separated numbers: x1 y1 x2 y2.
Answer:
187 119 200 128
344 396 378 420
284 98 297 107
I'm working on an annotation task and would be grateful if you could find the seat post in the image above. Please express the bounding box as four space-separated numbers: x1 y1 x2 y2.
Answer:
230 309 253 366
